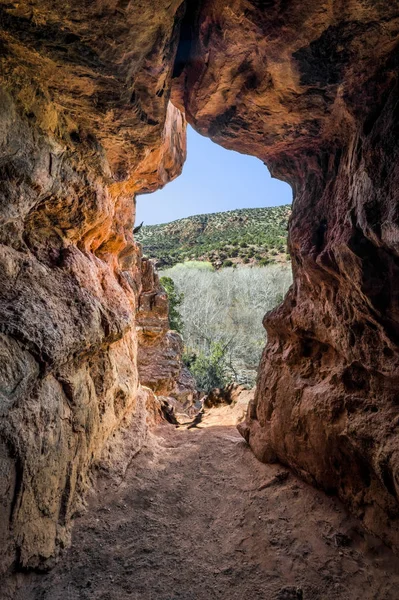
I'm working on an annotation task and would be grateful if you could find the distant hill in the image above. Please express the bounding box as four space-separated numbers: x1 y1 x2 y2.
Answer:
135 205 291 269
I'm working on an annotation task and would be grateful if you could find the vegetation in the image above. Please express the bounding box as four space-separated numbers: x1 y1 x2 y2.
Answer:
183 342 229 392
162 262 293 387
136 205 291 269
159 276 184 334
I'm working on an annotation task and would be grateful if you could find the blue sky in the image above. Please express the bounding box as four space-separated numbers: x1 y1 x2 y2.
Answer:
136 125 292 226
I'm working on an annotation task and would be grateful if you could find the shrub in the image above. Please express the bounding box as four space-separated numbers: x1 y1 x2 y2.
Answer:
163 263 293 385
184 342 229 392
159 276 184 334
222 259 233 267
258 258 270 266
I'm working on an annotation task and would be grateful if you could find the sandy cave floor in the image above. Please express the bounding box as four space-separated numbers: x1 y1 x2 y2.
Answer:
17 411 399 600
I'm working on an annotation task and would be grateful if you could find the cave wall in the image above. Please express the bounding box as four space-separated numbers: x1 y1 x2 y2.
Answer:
0 0 398 575
0 0 186 574
241 81 399 547
173 0 399 547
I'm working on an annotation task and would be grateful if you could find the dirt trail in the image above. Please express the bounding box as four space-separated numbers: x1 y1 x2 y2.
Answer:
18 419 399 600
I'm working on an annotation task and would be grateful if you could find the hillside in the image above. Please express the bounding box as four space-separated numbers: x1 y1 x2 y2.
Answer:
135 205 291 268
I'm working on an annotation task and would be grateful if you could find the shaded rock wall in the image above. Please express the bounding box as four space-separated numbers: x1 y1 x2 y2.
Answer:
243 81 399 547
173 0 399 547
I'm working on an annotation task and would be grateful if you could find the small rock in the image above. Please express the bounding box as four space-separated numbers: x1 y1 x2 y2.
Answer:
275 587 303 599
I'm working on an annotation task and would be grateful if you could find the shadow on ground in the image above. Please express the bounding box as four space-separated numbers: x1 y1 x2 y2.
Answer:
15 421 399 600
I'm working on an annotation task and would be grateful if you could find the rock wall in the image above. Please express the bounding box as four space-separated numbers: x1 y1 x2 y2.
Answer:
0 0 398 575
173 0 399 547
137 256 198 420
0 0 186 575
240 82 399 547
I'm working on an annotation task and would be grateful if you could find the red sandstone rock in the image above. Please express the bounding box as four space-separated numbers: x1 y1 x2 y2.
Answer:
0 0 398 578
0 0 187 573
177 0 399 548
136 256 198 420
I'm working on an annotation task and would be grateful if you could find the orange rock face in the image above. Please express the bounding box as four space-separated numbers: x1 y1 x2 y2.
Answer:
0 0 398 577
136 256 198 418
0 0 186 573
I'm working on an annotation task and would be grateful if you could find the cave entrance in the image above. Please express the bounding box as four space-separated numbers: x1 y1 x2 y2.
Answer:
136 125 292 423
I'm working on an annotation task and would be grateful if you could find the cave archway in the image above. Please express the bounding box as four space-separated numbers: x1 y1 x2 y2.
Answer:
165 0 399 550
135 124 293 394
0 0 398 579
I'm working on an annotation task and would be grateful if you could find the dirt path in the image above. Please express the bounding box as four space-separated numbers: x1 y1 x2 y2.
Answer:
20 422 399 600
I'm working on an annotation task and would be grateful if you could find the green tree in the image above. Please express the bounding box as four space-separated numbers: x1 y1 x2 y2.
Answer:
160 276 184 334
184 342 229 392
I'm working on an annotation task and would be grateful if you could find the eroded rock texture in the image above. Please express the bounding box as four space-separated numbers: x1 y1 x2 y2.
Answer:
0 0 186 575
173 0 399 547
0 0 398 579
136 256 198 419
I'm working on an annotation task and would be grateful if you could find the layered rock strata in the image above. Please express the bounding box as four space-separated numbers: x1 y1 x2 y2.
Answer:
137 256 198 421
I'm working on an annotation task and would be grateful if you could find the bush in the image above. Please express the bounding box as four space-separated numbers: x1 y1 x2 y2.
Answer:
258 258 270 266
184 343 228 392
222 259 233 267
159 276 184 334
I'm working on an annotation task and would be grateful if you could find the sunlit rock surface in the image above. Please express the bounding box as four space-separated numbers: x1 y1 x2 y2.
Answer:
0 0 186 574
136 256 198 421
0 0 398 578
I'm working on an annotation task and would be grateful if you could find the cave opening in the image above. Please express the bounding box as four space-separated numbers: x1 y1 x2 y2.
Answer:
135 123 293 424
1 0 399 593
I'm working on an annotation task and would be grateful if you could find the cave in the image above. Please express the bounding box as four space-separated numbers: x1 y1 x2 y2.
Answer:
0 0 398 596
